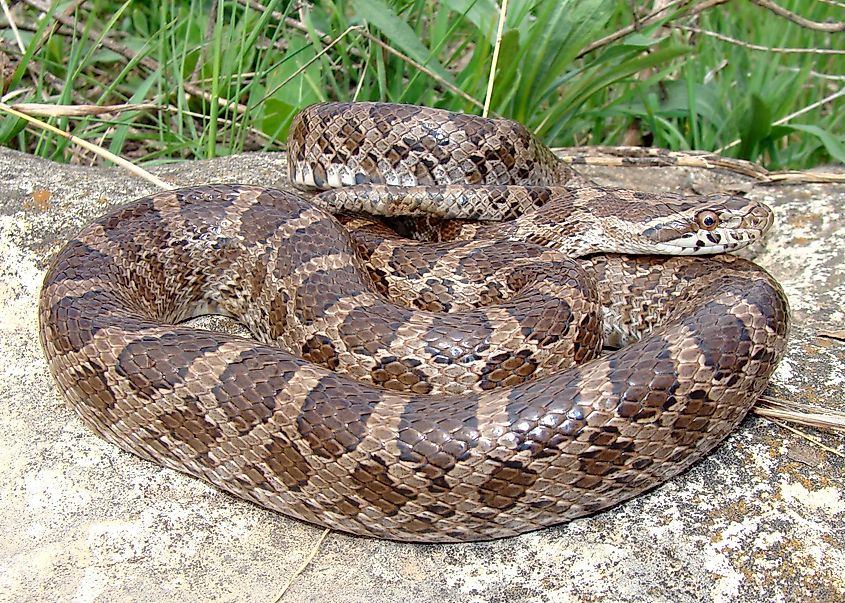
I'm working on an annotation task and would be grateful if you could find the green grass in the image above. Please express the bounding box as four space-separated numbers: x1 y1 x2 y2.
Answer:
1 0 843 169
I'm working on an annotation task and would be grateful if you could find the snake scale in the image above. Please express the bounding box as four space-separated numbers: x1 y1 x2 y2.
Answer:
39 102 789 542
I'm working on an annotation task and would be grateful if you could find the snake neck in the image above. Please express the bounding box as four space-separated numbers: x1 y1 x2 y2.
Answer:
539 144 591 188
460 219 610 257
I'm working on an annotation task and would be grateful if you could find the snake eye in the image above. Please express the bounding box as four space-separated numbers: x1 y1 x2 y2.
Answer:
696 210 720 231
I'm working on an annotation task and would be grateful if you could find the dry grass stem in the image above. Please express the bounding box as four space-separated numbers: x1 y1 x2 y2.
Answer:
359 29 484 110
576 0 731 58
255 25 362 107
755 395 845 434
0 0 26 53
482 0 509 118
680 25 845 54
0 102 172 189
273 529 331 602
168 105 275 145
554 146 845 184
1 88 29 103
764 418 845 458
818 329 845 341
781 67 845 82
765 171 845 184
21 0 248 115
10 102 159 117
189 0 220 83
28 0 86 55
749 0 845 32
555 146 769 178
236 0 365 58
352 50 372 101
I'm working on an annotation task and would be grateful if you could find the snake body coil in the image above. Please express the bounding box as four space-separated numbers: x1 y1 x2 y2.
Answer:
39 103 789 542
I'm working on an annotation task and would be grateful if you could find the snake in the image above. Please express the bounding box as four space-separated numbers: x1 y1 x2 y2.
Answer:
38 102 789 542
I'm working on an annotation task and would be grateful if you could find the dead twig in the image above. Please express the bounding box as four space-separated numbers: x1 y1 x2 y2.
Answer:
188 0 220 83
235 0 364 58
22 0 85 55
749 0 845 32
0 0 26 53
754 395 845 435
817 329 845 342
553 145 845 184
20 0 248 114
359 29 483 110
0 101 172 189
254 25 362 108
234 0 481 109
763 417 845 458
554 146 769 179
679 25 845 54
576 0 729 59
9 101 158 117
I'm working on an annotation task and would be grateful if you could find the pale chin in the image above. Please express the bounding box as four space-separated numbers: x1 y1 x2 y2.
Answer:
657 231 758 255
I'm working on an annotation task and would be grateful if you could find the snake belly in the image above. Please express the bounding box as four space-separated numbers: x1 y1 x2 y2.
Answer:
39 103 790 542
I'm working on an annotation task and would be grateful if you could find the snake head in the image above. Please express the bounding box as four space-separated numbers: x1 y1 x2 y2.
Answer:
637 194 774 255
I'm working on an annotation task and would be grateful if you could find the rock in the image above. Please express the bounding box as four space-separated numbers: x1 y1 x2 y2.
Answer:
1 147 842 602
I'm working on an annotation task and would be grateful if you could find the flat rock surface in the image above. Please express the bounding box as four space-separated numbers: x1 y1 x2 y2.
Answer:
1 148 842 602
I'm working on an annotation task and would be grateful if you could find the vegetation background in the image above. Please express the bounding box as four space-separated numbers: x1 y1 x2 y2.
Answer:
0 0 842 170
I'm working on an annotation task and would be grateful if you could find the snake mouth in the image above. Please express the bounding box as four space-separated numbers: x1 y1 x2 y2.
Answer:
643 199 774 255
657 229 761 255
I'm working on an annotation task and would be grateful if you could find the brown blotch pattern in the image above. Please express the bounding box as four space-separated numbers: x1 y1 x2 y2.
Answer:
477 461 540 511
301 334 340 370
39 113 788 543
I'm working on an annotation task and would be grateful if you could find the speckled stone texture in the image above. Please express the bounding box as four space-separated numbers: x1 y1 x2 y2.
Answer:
1 147 842 602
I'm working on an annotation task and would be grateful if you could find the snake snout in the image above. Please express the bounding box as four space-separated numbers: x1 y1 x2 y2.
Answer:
740 200 775 235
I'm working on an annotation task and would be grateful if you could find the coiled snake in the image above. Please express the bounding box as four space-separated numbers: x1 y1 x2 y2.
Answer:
39 102 789 542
